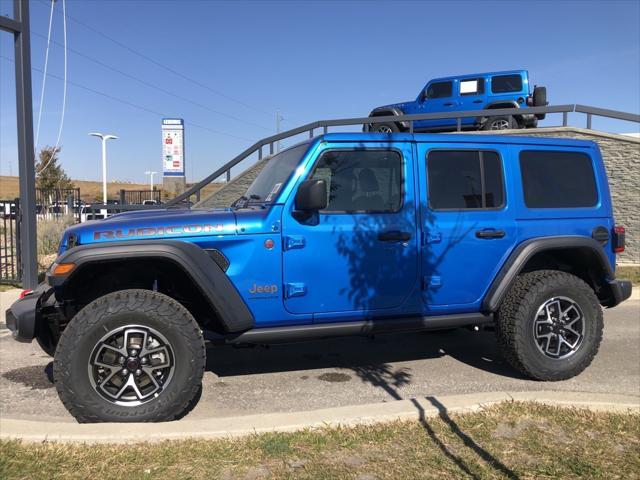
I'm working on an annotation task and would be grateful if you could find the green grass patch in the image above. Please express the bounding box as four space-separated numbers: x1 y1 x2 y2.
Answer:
617 265 640 285
1 402 638 479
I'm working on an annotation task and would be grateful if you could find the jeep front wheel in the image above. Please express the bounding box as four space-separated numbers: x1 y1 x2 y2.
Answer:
494 270 603 381
482 115 518 130
370 122 399 133
54 289 205 423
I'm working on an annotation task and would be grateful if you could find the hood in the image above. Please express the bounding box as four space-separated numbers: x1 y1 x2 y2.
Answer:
60 208 237 252
372 101 412 113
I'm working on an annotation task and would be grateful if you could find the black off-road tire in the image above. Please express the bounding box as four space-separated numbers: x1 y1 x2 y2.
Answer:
533 86 547 119
494 270 603 381
482 115 518 130
54 289 205 423
370 122 399 133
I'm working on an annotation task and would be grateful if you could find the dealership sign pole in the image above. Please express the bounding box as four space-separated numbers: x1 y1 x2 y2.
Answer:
161 119 186 195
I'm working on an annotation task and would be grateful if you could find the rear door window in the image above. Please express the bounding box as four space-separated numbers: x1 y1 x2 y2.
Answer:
427 81 453 99
459 78 485 96
427 150 504 210
491 74 523 93
520 151 598 208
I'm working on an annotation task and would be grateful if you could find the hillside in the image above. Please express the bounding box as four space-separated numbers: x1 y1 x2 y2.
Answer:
0 176 224 203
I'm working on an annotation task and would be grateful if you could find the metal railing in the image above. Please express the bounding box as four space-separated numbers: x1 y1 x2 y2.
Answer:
85 103 639 216
0 198 21 284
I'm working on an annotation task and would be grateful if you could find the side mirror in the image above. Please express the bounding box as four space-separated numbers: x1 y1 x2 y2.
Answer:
295 179 327 211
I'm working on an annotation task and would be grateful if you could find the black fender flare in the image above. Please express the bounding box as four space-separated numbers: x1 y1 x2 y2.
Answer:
49 240 254 332
478 101 520 125
482 236 614 312
368 107 410 130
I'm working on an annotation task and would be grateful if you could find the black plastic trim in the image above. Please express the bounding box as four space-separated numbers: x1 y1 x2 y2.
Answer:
608 279 632 307
218 313 490 345
369 107 410 129
6 283 53 342
482 236 615 312
49 240 253 332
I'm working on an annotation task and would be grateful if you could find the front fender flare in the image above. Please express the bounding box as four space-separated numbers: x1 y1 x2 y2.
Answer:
49 240 254 332
368 107 410 130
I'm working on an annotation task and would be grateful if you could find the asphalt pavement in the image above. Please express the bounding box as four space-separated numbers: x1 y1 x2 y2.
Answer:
1 299 638 423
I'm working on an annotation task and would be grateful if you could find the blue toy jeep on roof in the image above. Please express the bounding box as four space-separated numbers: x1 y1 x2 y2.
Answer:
7 132 631 423
368 70 547 132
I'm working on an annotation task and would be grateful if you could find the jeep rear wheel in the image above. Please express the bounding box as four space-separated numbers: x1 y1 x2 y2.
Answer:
482 115 518 131
54 289 205 423
494 270 603 381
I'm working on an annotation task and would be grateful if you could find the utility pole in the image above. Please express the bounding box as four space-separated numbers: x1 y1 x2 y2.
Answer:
88 132 118 204
1 0 37 289
145 171 158 192
276 110 282 153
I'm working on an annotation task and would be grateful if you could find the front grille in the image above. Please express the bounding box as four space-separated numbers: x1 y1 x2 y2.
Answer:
205 249 230 272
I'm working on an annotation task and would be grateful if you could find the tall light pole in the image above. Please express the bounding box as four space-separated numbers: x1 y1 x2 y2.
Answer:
145 171 158 192
89 132 118 204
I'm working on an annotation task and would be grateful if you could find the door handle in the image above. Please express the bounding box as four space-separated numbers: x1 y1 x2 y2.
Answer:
378 230 412 242
443 102 454 107
475 229 506 239
472 99 483 104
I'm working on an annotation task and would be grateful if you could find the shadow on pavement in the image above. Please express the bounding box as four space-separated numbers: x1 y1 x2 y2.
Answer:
205 328 525 381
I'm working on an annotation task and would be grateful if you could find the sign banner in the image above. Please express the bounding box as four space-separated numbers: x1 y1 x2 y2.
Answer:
162 118 185 177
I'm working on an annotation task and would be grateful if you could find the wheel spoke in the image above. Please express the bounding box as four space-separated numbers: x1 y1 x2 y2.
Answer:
533 296 585 360
88 324 175 407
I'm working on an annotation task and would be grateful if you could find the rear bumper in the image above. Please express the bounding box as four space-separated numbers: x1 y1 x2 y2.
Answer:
607 279 632 307
5 283 53 342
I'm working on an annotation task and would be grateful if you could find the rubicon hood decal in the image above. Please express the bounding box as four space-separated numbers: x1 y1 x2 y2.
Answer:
93 223 227 240
65 209 238 246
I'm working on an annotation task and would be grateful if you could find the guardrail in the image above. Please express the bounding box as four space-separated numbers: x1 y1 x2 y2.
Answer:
84 103 639 216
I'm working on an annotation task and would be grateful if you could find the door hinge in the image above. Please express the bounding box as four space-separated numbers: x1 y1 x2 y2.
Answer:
284 282 307 298
283 235 306 251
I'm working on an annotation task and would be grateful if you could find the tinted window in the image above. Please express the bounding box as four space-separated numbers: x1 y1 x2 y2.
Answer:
459 78 485 96
427 150 504 210
427 81 453 99
520 151 598 208
311 150 402 212
491 74 523 93
245 144 309 203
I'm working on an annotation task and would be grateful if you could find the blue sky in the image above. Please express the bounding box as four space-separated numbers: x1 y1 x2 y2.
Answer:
1 0 639 184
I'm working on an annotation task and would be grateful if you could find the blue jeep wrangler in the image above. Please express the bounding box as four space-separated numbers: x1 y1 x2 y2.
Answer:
369 70 547 132
7 132 631 423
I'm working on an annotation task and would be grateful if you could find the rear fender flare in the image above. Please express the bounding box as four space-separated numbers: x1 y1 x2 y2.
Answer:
482 236 614 312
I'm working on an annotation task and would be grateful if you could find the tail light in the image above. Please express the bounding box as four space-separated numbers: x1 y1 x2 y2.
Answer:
19 289 33 299
613 226 625 253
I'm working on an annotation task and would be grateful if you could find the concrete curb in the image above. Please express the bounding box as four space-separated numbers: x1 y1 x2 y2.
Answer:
1 390 638 444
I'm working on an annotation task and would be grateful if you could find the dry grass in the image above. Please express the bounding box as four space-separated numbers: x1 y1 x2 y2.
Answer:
617 266 640 285
1 402 638 479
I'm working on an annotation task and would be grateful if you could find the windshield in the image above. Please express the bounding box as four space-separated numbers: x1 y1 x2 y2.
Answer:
242 143 309 204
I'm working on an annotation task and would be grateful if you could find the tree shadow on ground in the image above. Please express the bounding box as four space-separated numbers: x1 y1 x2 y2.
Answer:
205 328 525 380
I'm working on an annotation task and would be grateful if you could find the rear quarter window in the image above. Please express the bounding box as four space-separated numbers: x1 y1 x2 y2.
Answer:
519 150 598 208
491 74 523 93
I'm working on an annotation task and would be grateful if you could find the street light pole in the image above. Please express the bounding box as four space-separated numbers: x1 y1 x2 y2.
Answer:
145 171 158 192
89 132 118 204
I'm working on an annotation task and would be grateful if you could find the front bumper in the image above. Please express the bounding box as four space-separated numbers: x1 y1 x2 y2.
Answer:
608 279 632 307
5 283 54 342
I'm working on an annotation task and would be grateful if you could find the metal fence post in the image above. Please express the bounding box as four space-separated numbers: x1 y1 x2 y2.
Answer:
119 189 126 205
323 126 328 135
270 143 274 155
226 169 231 182
587 113 592 130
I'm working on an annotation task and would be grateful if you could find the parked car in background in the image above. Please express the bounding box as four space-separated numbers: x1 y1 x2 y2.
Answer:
368 70 547 132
